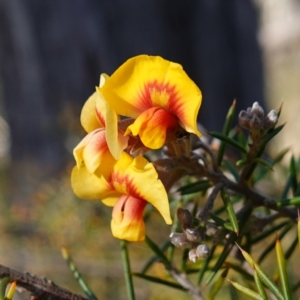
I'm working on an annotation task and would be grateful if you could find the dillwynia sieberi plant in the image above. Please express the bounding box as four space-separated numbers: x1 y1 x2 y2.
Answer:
70 55 300 300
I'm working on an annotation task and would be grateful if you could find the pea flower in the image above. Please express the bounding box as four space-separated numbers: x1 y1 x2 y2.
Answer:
100 55 202 153
71 152 172 241
74 74 128 174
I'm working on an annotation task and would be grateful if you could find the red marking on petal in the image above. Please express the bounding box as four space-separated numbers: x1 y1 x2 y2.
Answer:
110 171 141 200
95 107 106 127
113 195 147 223
137 81 181 112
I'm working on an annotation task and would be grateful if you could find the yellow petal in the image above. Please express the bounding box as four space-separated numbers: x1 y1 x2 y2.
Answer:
97 85 128 160
125 107 177 149
74 129 115 175
71 166 120 206
111 195 147 241
112 153 172 225
81 92 104 132
101 55 202 137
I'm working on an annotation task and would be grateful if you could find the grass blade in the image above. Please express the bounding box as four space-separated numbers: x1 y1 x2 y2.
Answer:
177 180 212 195
276 196 300 207
258 223 293 263
220 188 239 235
275 236 292 300
205 235 234 285
0 278 10 300
298 211 300 255
251 221 289 244
238 245 284 300
217 100 236 166
254 268 268 300
142 240 171 273
207 268 228 300
289 156 298 197
61 247 98 300
132 273 186 291
208 132 247 153
145 236 171 268
227 279 261 300
210 213 234 232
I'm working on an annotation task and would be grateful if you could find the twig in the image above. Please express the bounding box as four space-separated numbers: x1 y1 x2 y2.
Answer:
0 264 88 300
167 267 204 300
197 182 224 222
195 141 218 172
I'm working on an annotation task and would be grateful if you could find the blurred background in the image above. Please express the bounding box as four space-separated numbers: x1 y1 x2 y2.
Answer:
0 0 299 299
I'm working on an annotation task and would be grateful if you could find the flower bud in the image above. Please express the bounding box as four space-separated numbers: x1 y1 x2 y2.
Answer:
249 114 263 130
251 102 264 119
196 244 210 258
263 109 278 130
188 248 197 263
177 208 193 230
238 110 250 129
169 232 190 248
185 228 202 243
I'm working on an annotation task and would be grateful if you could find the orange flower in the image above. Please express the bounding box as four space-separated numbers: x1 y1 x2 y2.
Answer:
71 152 172 241
100 55 202 150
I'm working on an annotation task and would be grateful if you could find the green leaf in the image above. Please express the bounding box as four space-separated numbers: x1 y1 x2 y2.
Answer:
284 235 298 260
260 124 285 148
298 211 300 256
254 148 290 183
224 262 254 282
258 223 293 263
142 241 171 273
210 213 234 232
145 236 171 268
217 100 236 166
253 268 268 300
61 247 98 300
251 221 290 244
238 245 284 300
177 180 212 195
252 158 274 171
275 236 292 300
289 156 298 197
276 196 300 207
223 159 240 181
220 188 239 235
132 273 186 291
0 278 10 300
205 234 235 285
227 279 262 300
208 131 247 153
207 268 228 300
181 248 189 272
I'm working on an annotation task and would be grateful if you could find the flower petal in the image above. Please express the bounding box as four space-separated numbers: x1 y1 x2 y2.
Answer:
111 195 147 241
111 153 172 225
74 129 113 174
80 92 103 132
71 166 120 206
101 55 202 138
125 107 177 149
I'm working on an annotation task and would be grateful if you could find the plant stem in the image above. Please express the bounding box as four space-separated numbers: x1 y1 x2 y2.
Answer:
121 240 135 300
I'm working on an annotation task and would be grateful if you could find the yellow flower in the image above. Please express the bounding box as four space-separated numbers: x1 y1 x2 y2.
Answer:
71 152 172 241
74 74 128 173
100 55 202 150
